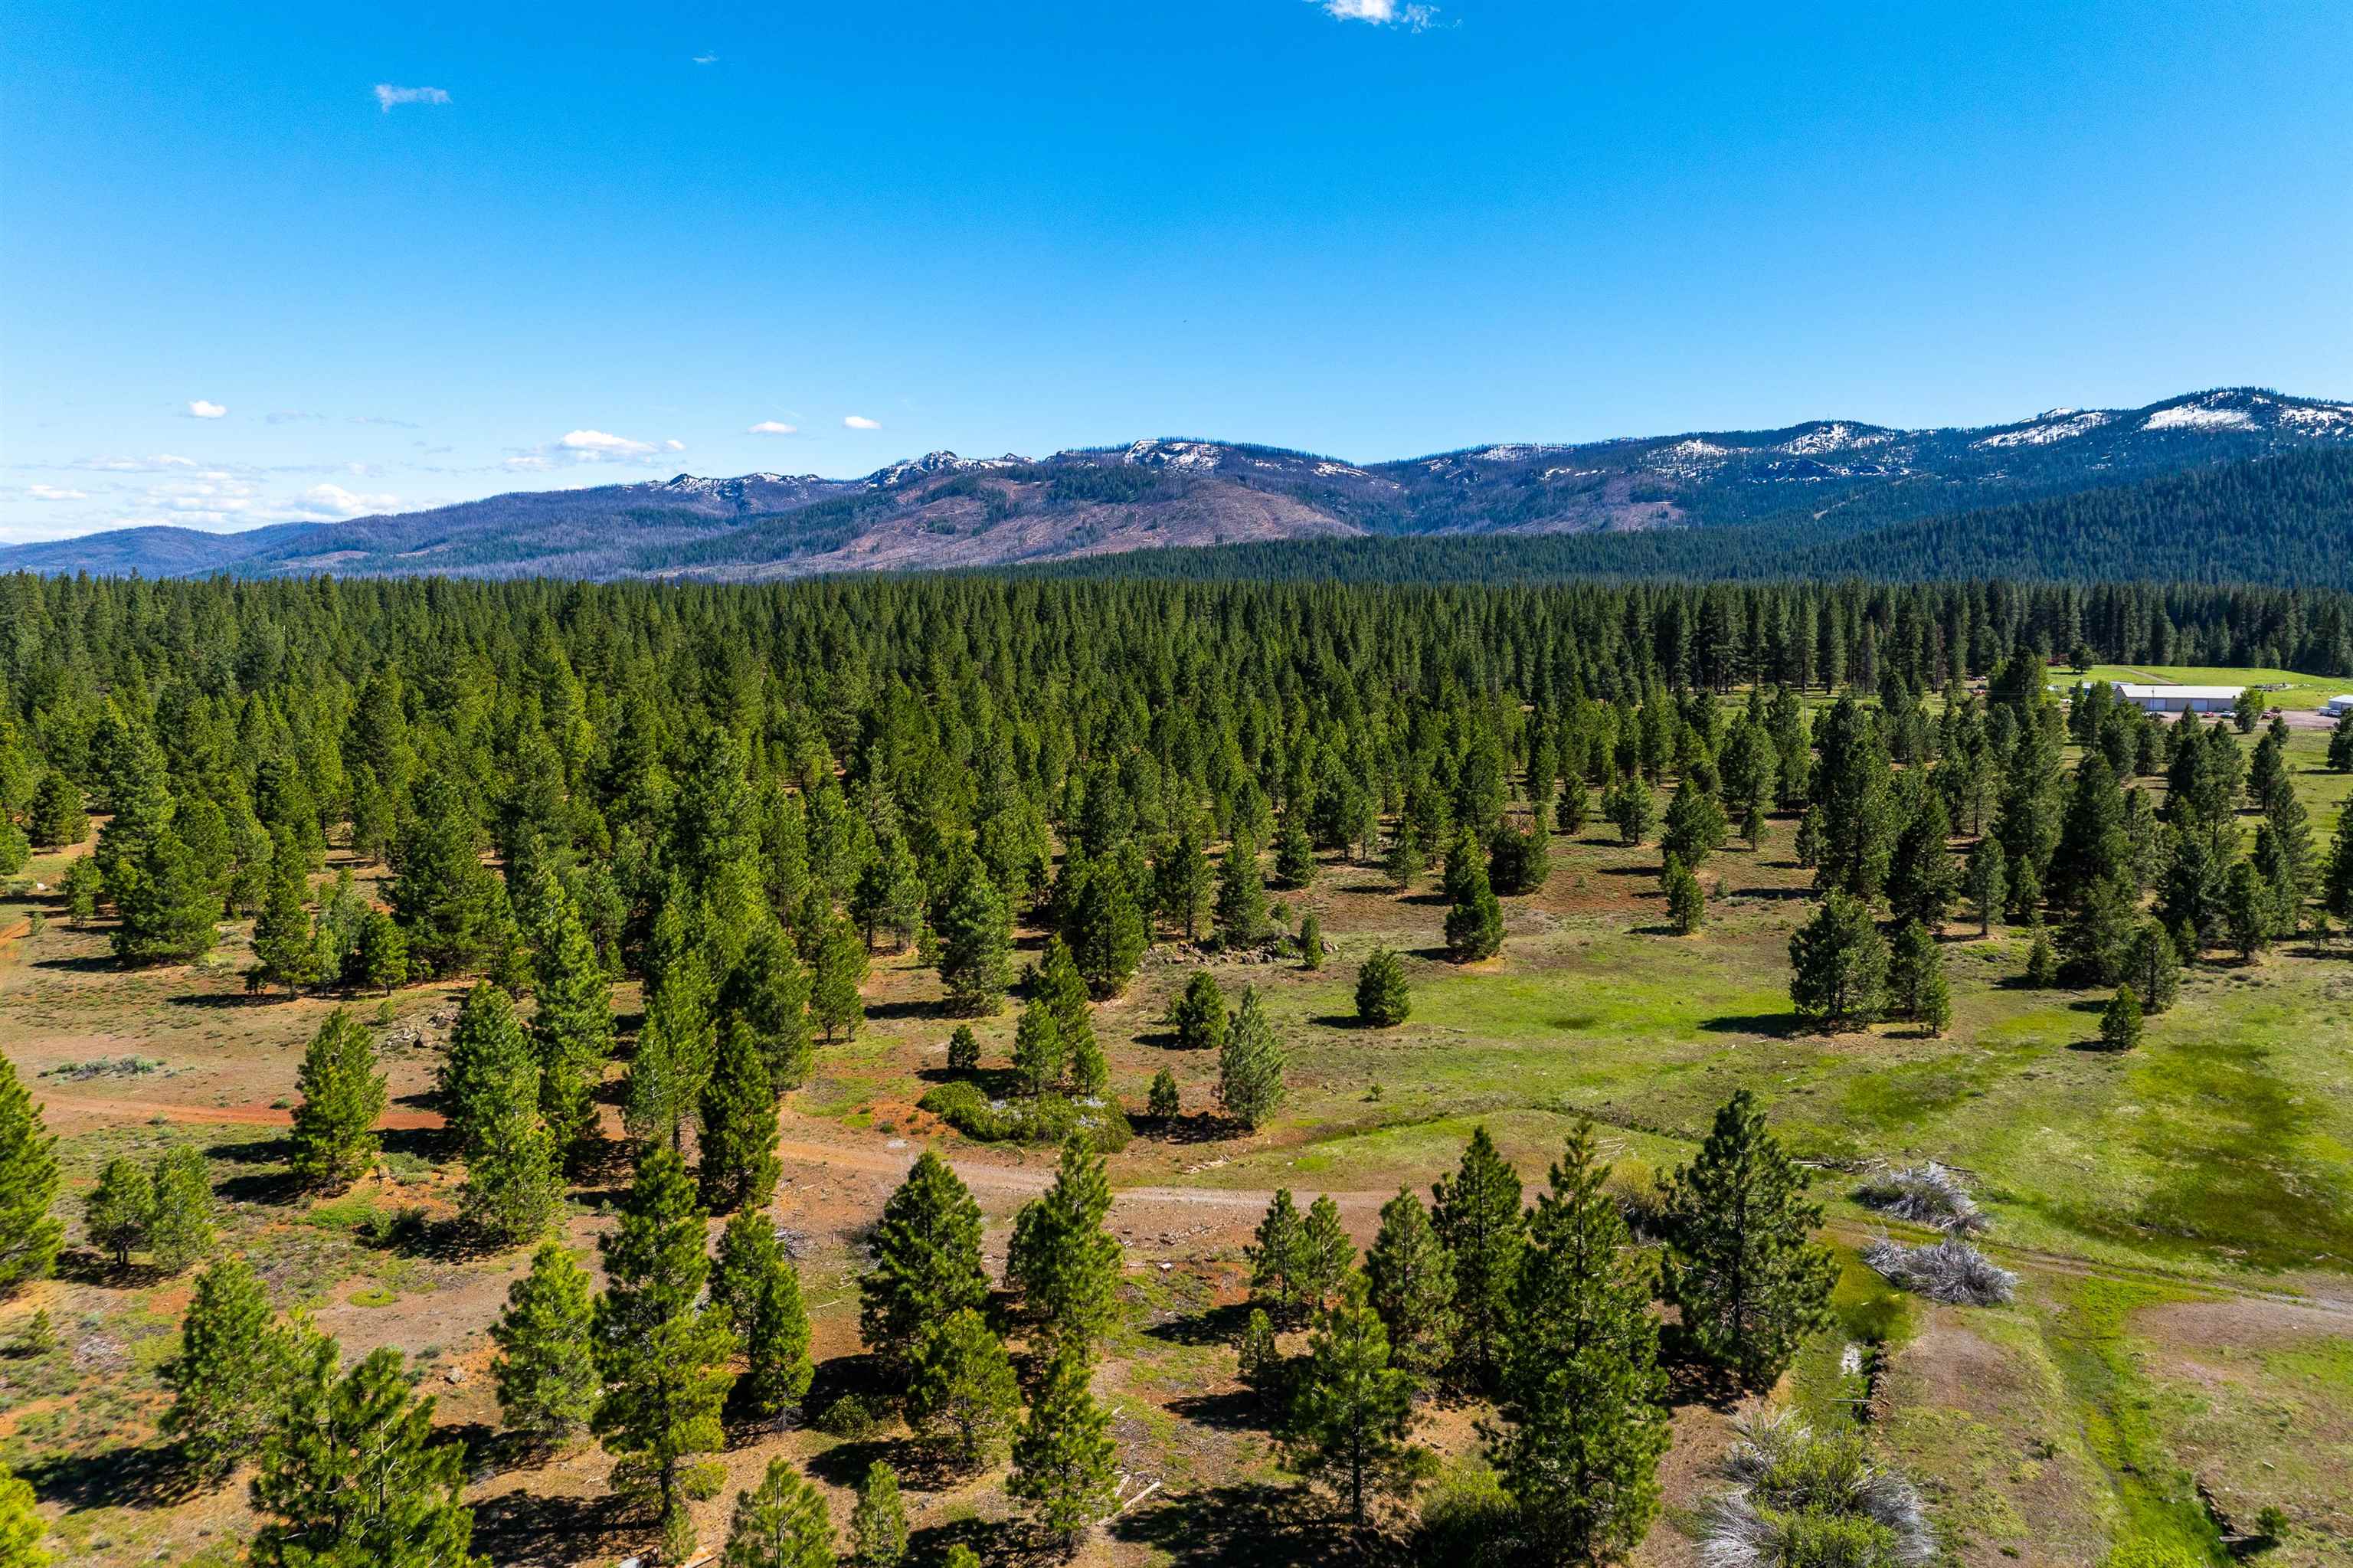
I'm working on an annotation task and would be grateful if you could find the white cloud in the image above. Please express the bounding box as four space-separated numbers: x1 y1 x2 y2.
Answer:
692 53 718 64
84 453 200 472
1309 0 1441 27
27 485 87 501
504 454 551 472
375 84 451 112
299 483 398 519
748 421 798 435
186 399 228 419
665 438 686 451
558 428 657 459
843 415 882 430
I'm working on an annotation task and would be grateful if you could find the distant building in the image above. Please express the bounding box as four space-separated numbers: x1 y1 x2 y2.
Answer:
2324 694 2353 719
2109 683 2244 715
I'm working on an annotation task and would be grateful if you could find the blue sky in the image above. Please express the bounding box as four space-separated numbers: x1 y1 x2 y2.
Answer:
3 0 2348 542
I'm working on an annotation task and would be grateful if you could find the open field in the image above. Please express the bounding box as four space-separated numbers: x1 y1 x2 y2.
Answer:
3 707 2349 1568
2076 665 2352 714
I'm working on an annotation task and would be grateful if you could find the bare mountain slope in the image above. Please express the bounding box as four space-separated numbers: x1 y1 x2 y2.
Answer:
8 387 2349 581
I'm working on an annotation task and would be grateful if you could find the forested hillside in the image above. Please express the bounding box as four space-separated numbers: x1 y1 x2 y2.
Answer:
1037 447 2353 589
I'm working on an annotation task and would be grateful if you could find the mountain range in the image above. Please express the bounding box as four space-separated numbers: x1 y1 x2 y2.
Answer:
7 386 2351 583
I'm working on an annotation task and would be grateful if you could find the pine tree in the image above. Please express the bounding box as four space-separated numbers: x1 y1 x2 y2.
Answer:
808 912 868 1043
1605 777 1655 846
1274 813 1318 889
110 827 221 964
358 908 411 996
946 1024 980 1074
251 851 316 997
1215 835 1268 947
1003 1136 1123 1358
628 944 718 1153
1297 1194 1353 1313
1012 998 1065 1098
1353 944 1411 1026
851 834 925 953
490 1242 600 1444
1497 1124 1670 1564
27 771 86 849
1661 782 1727 871
2025 921 2060 986
1788 891 1889 1029
0 1463 47 1568
1216 984 1287 1131
1887 919 1946 1025
161 1255 280 1478
1887 792 1959 928
725 918 814 1092
252 1340 487 1568
849 1462 908 1567
857 1151 989 1370
1147 1068 1180 1121
591 1147 736 1559
1663 856 1705 935
1443 854 1504 962
2322 804 2353 919
289 1010 384 1191
1009 1343 1120 1547
1248 1188 1306 1321
1168 969 1228 1052
1279 1275 1423 1528
937 857 1013 1016
906 1307 1020 1470
1153 830 1216 941
1297 910 1324 970
1070 866 1147 998
699 1020 781 1215
1963 838 2007 935
84 1156 153 1268
450 991 563 1248
711 1211 814 1422
2122 917 2183 1013
529 883 614 1160
1430 1126 1523 1390
147 1144 216 1272
2225 858 2273 960
1363 1187 1454 1377
1238 1307 1285 1406
722 1457 836 1568
2330 709 2353 773
2099 984 2145 1051
0 1055 61 1295
389 770 498 977
1660 1090 1838 1390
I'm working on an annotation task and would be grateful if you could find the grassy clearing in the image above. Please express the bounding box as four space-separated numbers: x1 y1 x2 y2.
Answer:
2076 664 2351 710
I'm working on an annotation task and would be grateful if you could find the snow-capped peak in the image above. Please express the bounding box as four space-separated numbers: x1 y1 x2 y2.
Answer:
1123 440 1227 471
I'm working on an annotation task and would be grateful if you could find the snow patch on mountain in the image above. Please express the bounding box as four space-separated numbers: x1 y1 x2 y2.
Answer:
869 451 1030 486
1473 444 1569 463
2278 404 2353 432
1779 423 1892 456
2145 404 2256 432
1975 411 2112 448
1124 440 1226 471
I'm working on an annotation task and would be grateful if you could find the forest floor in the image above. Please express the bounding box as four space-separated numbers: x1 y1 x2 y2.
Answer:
2 721 2348 1567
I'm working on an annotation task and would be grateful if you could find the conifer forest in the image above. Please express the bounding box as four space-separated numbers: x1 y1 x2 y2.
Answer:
0 569 2349 1567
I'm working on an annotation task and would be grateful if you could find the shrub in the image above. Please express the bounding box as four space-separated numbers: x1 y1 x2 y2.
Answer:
817 1393 888 1439
1700 1410 1933 1568
916 1082 1132 1154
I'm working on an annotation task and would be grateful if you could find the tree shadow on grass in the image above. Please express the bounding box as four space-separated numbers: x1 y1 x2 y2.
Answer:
1144 1301 1254 1349
867 996 946 1023
470 1485 637 1568
32 952 123 974
1698 1011 1798 1039
1728 885 1814 902
1164 1388 1268 1433
21 1441 195 1511
805 1433 967 1492
1111 1482 1375 1567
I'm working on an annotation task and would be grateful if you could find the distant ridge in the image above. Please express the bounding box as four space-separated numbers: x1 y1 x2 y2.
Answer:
6 387 2349 584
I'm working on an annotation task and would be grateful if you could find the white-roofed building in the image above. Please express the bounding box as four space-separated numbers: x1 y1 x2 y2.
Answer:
2323 694 2353 719
2110 683 2244 715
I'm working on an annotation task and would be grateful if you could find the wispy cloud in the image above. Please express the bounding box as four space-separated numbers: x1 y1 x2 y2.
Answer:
558 428 657 459
692 52 718 65
374 84 451 112
185 399 227 419
843 415 882 430
82 454 200 472
349 414 421 428
748 421 798 435
26 485 87 501
298 483 398 519
665 438 686 451
1308 0 1442 28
